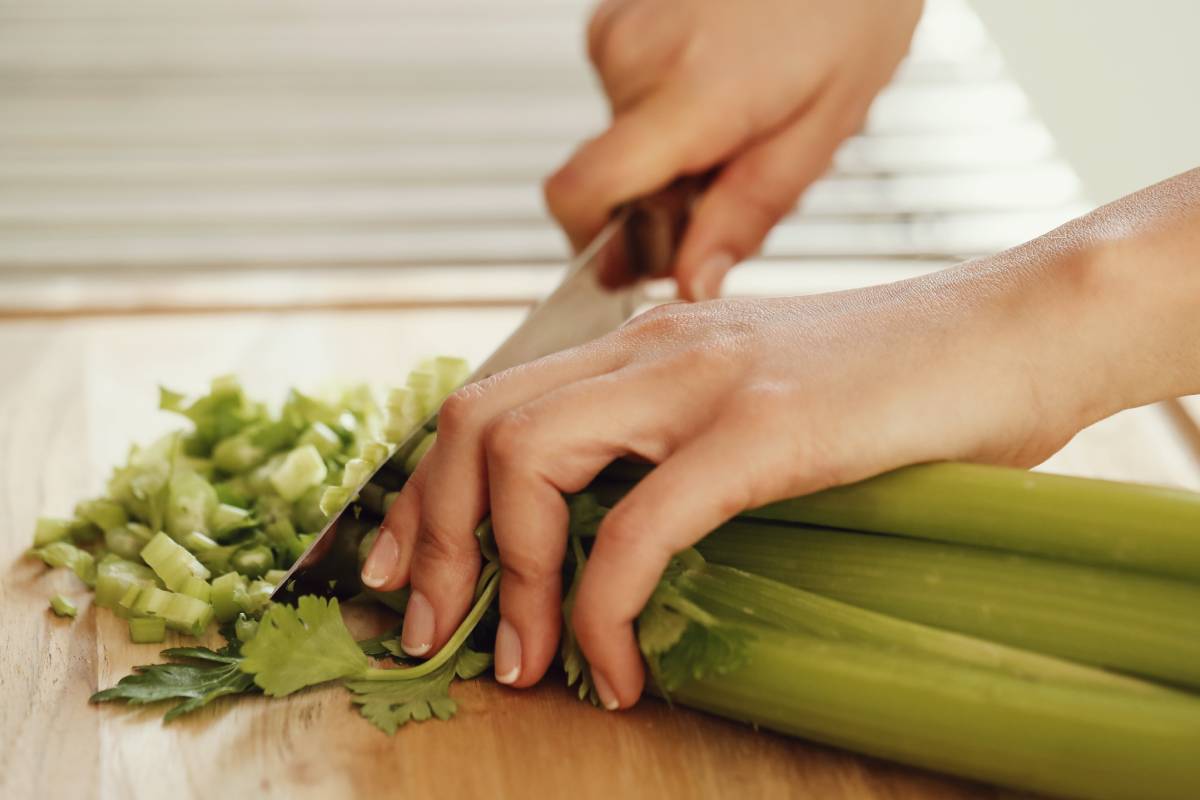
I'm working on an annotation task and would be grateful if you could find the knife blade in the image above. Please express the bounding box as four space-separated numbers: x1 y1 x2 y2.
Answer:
270 209 645 603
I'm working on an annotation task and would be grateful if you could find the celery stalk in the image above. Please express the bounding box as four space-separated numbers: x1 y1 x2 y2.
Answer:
697 520 1200 688
600 461 1200 580
669 628 1200 800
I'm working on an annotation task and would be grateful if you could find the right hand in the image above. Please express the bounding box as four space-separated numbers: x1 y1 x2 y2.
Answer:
545 0 924 300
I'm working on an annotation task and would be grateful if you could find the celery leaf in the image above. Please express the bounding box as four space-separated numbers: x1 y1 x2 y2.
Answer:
91 646 257 722
346 648 485 734
240 596 369 696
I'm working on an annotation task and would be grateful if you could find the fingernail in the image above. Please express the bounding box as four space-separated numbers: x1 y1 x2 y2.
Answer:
592 671 620 711
688 251 734 301
401 590 435 656
361 528 399 589
493 618 522 685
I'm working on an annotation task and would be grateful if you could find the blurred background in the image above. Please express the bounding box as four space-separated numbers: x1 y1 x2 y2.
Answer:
0 0 1196 315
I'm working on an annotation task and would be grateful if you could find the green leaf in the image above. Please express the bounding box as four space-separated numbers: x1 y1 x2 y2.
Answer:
357 629 401 657
240 596 369 696
566 493 607 538
636 554 753 693
91 646 257 722
454 648 492 680
560 534 599 705
345 646 486 735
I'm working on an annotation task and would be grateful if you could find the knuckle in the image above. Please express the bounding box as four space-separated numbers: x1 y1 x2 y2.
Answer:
481 409 535 468
587 2 644 75
500 543 557 585
437 384 486 438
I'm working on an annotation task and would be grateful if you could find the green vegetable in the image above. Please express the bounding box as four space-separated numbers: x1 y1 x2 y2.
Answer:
210 572 249 623
604 460 1200 581
91 643 258 721
49 594 77 618
94 556 158 608
75 498 128 533
403 432 436 475
697 519 1200 688
269 444 328 502
31 541 96 587
33 517 73 547
129 617 166 644
141 531 210 591
230 545 274 579
105 522 154 561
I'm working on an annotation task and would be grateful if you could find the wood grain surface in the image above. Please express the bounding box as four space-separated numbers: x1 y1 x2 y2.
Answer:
3 310 1199 800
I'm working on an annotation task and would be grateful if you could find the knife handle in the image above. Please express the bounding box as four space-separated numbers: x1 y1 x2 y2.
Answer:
619 172 713 279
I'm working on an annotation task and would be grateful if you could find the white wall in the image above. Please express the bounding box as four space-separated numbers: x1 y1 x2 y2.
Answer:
971 0 1200 204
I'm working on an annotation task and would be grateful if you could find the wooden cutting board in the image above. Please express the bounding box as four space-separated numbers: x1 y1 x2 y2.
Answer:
3 309 1198 800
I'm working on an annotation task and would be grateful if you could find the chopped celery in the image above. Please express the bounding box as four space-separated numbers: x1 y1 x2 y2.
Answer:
231 545 274 579
181 576 212 603
432 356 470 398
341 458 373 490
132 585 173 618
50 594 78 618
182 530 219 553
209 503 255 538
403 432 436 475
75 498 128 533
32 541 97 587
94 556 158 608
319 486 353 517
33 517 73 547
297 422 342 458
264 569 288 586
141 531 211 591
240 580 275 617
165 469 219 539
129 617 166 644
358 441 390 467
269 444 328 502
212 431 270 473
116 584 144 619
211 572 249 623
104 523 153 561
235 614 260 642
405 369 440 417
106 431 178 532
162 593 213 636
291 485 330 534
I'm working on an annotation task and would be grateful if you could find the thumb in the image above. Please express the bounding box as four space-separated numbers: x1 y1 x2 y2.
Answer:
674 105 848 301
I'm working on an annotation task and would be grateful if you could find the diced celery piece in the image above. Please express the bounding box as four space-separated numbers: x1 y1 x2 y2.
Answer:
183 530 219 553
141 531 211 591
75 498 128 533
50 594 77 618
95 556 158 608
163 593 213 636
105 523 153 561
181 575 212 603
211 572 249 623
132 585 173 617
129 617 166 644
359 441 390 467
231 545 274 579
385 387 422 442
240 580 275 617
165 469 219 539
212 433 269 474
297 422 342 458
403 431 437 475
433 355 470 398
235 614 259 642
264 569 288 586
341 458 373 489
33 517 73 547
116 584 144 619
32 541 97 587
319 486 353 517
291 485 329 534
269 444 328 502
405 370 440 417
210 374 241 396
209 503 254 538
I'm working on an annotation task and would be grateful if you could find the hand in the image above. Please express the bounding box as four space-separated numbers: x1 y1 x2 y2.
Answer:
545 0 923 300
360 242 1155 709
